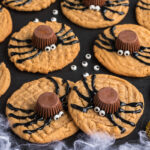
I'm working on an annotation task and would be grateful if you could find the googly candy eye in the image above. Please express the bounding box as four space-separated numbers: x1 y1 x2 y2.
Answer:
94 106 100 113
51 17 57 22
45 46 51 52
117 50 124 56
95 6 100 11
33 18 39 23
94 65 100 71
85 53 91 60
52 9 58 15
54 114 60 120
50 44 56 50
59 111 64 117
82 61 88 67
83 72 89 78
71 65 77 71
99 110 105 116
89 5 95 10
124 50 130 56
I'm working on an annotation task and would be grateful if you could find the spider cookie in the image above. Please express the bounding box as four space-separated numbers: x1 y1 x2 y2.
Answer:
136 0 150 30
8 21 80 74
94 24 150 77
6 77 78 143
0 62 11 97
61 0 129 29
2 0 55 11
68 74 144 139
0 5 12 43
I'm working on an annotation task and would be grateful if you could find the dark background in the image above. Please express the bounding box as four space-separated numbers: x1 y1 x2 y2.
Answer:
0 0 149 149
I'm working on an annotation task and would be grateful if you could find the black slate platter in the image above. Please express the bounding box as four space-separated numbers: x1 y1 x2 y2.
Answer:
0 0 150 149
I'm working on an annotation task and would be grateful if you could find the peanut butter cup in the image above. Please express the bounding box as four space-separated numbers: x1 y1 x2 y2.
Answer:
94 87 120 114
35 92 63 119
115 30 140 53
83 0 106 7
32 25 57 49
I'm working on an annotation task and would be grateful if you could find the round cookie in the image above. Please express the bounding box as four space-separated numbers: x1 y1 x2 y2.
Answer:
0 5 12 43
2 0 55 12
8 21 80 74
0 62 11 97
68 74 144 139
61 0 129 29
6 77 78 143
136 0 150 30
94 24 150 77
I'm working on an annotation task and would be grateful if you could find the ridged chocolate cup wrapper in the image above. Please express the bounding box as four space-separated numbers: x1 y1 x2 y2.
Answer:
115 30 140 53
35 92 63 119
83 0 106 7
94 87 120 114
32 25 57 50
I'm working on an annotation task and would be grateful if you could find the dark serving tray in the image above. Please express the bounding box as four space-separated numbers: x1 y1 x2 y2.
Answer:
0 0 150 149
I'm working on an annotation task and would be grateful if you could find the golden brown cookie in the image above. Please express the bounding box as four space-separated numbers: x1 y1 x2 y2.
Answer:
61 0 129 29
8 21 80 74
68 74 144 139
136 0 150 30
94 24 150 77
2 0 55 11
0 62 11 97
0 5 12 43
6 77 78 143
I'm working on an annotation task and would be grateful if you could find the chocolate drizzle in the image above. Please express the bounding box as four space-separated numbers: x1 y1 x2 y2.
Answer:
8 23 79 64
62 0 129 21
7 77 71 134
94 26 150 66
71 75 143 134
4 0 32 7
137 0 150 10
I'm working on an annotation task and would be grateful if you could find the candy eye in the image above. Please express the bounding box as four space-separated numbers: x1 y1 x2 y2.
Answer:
94 106 100 113
117 50 124 56
94 65 100 71
82 61 88 67
54 114 60 120
83 72 89 78
99 110 105 116
52 9 58 15
71 65 77 71
59 111 64 117
95 6 100 11
89 5 95 10
124 50 130 56
50 44 56 50
85 53 91 60
45 46 51 52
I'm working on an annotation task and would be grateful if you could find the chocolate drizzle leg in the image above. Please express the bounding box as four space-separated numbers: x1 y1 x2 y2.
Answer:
7 77 71 134
137 0 150 10
4 0 32 7
71 75 143 134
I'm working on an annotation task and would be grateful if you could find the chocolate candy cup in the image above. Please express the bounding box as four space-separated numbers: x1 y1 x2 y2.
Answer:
32 25 57 50
83 0 106 7
94 87 120 114
115 30 140 53
35 92 63 119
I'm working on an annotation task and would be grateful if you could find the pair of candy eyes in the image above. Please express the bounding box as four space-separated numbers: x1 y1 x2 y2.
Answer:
94 107 105 116
45 44 56 52
53 111 64 121
89 5 101 11
117 50 130 56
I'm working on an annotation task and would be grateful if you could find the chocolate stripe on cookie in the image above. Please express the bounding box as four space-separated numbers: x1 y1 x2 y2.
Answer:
71 75 143 134
11 37 32 43
4 0 32 6
47 77 59 94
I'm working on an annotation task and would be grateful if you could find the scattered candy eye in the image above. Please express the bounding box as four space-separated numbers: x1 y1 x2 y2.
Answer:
117 50 124 56
71 65 77 71
85 53 91 60
50 44 56 50
82 61 88 67
89 5 95 10
54 114 60 120
33 18 39 23
99 110 105 116
45 46 51 51
94 65 100 71
95 5 100 11
124 50 130 56
51 17 57 22
59 111 64 117
94 106 100 113
83 72 89 78
52 9 58 15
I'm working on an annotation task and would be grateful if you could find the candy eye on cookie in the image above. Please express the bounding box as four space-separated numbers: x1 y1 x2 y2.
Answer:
115 30 140 56
94 106 105 116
